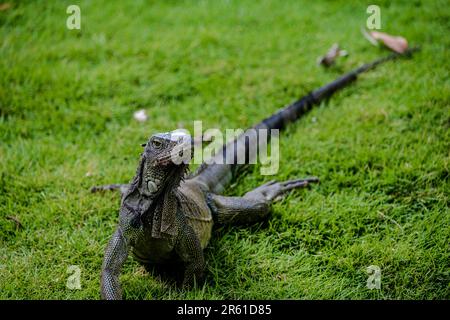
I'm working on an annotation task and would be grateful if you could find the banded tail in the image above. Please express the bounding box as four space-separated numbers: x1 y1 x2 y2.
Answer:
190 48 419 194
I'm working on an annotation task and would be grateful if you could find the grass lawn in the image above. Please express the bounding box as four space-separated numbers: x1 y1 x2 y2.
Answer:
0 0 449 299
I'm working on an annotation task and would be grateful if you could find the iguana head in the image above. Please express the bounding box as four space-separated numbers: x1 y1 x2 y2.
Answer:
136 129 193 197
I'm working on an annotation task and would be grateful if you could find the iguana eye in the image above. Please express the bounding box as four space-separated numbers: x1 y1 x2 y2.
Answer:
152 140 162 149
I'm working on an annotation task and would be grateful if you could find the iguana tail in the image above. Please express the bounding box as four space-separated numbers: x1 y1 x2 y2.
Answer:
190 49 418 194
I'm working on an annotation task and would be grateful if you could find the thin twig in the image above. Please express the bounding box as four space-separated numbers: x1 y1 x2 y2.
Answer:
378 211 404 232
6 215 23 230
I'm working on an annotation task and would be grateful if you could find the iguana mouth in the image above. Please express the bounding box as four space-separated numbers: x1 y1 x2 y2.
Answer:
153 154 175 166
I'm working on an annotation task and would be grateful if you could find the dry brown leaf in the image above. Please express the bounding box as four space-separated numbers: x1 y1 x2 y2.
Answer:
6 215 23 230
317 43 348 67
0 3 11 11
363 29 409 54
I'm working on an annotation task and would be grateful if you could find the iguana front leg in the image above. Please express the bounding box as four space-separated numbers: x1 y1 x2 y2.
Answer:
101 227 130 300
175 222 205 288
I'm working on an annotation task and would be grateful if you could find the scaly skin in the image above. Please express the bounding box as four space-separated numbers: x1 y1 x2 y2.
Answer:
93 50 418 300
96 130 317 300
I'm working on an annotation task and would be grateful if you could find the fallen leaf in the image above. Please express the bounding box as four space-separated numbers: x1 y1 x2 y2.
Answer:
0 3 11 11
362 29 409 54
6 215 23 230
371 31 408 53
317 43 348 67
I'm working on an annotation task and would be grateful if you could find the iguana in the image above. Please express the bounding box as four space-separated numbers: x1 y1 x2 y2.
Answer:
93 50 416 299
96 128 319 300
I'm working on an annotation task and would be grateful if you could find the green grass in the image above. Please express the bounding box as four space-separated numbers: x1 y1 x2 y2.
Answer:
0 0 449 299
